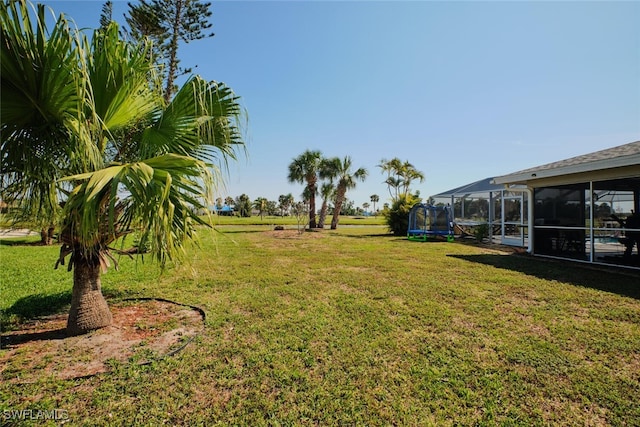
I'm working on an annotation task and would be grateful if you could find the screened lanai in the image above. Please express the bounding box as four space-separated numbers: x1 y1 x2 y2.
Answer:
432 140 640 270
492 141 640 270
431 177 532 249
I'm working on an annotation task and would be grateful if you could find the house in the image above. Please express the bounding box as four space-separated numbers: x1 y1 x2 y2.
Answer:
433 141 640 269
492 140 640 268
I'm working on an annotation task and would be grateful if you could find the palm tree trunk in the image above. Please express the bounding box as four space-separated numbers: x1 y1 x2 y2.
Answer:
330 186 346 230
38 226 54 245
309 185 317 228
66 254 112 336
318 200 328 228
47 225 55 245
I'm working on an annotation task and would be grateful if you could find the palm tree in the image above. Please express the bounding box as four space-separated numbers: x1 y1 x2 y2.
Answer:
378 158 404 199
370 194 379 215
325 156 368 230
253 197 268 220
287 150 322 228
378 158 424 200
399 160 425 196
317 182 335 229
0 2 80 245
317 157 339 229
1 1 244 336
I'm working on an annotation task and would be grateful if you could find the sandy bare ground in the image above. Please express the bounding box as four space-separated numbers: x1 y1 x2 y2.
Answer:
0 299 205 383
0 228 39 239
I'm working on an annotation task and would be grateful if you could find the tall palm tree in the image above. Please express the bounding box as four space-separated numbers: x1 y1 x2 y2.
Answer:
1 1 245 336
378 158 424 200
378 158 404 199
317 157 339 229
326 156 368 230
370 194 380 215
399 160 425 196
317 182 335 229
287 150 322 228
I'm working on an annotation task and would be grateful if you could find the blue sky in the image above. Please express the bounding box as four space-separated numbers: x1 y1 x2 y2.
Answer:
41 0 640 209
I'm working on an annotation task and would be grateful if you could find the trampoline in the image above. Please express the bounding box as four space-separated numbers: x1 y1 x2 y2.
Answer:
407 203 454 242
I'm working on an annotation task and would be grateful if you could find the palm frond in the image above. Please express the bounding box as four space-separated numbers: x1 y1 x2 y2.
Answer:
88 22 161 133
1 0 87 224
59 154 212 266
141 77 245 165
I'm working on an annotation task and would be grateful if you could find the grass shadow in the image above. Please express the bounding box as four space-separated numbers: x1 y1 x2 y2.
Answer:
214 229 270 235
448 253 640 300
337 233 397 239
2 291 72 325
1 328 68 347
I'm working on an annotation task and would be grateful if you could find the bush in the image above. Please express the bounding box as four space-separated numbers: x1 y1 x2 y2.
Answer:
383 194 419 236
474 222 489 242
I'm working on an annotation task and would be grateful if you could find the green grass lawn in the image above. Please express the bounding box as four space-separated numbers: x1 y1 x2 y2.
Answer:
1 226 639 426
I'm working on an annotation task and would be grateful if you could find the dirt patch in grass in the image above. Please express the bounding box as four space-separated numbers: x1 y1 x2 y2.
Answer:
266 229 326 239
0 299 204 383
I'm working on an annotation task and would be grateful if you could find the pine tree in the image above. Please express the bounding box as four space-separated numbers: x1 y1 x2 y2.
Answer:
99 1 113 30
125 0 214 101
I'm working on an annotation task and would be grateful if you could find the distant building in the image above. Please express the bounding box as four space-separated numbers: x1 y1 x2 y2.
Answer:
213 205 234 216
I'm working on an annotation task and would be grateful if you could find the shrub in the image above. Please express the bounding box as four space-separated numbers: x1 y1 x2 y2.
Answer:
474 222 489 242
384 194 419 236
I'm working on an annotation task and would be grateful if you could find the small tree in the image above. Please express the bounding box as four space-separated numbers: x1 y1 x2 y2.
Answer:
1 1 244 336
379 158 425 235
253 197 268 220
474 222 490 242
291 201 309 234
235 194 251 217
265 200 278 216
